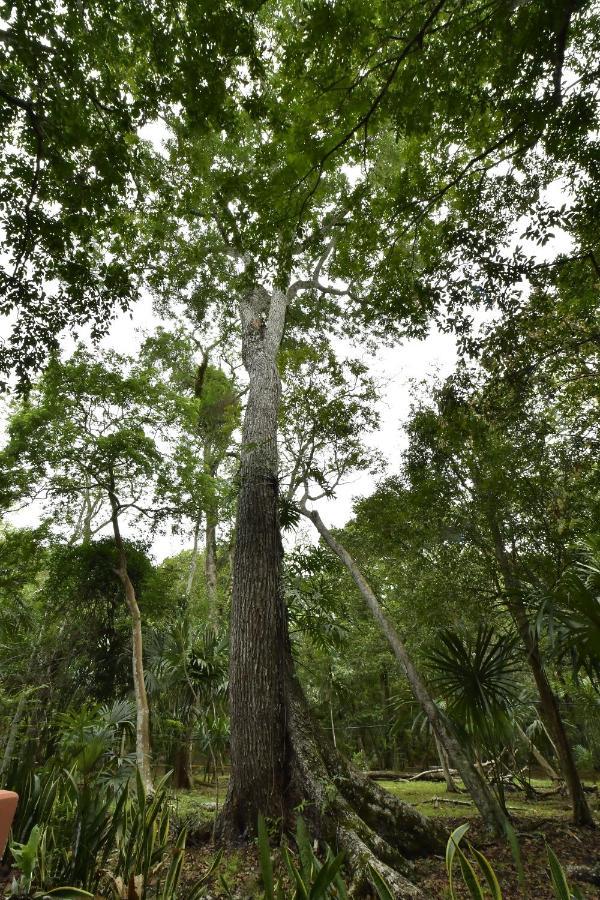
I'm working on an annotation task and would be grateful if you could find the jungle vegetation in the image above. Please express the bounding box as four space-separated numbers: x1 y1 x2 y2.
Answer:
0 0 599 896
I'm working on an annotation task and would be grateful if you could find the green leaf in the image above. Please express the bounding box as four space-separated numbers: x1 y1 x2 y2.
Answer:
36 889 95 898
470 846 503 900
457 848 485 900
547 845 571 900
161 827 187 898
368 863 395 900
504 820 524 889
257 814 275 900
446 824 471 898
308 851 345 898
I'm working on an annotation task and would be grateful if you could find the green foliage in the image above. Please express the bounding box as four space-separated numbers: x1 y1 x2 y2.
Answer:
426 626 522 738
6 753 218 899
540 538 600 687
10 824 42 896
445 825 584 900
257 814 347 900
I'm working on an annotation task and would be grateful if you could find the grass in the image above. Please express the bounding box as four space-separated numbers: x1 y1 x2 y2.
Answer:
170 778 224 829
172 774 598 825
173 775 600 899
378 777 584 820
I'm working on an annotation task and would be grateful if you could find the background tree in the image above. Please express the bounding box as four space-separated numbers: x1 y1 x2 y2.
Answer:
0 349 170 789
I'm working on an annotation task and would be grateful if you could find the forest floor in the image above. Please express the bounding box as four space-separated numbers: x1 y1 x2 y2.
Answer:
174 778 600 900
174 775 600 898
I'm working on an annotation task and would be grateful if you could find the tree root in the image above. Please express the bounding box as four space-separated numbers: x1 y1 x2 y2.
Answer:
286 671 444 897
336 825 424 899
213 669 444 895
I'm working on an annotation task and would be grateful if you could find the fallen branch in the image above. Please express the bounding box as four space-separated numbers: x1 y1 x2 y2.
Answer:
407 767 460 783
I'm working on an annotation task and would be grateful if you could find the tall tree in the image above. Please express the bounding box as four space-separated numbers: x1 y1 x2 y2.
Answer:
0 350 168 790
402 359 597 825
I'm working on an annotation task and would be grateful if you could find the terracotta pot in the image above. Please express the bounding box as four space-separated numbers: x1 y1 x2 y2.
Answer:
0 790 18 857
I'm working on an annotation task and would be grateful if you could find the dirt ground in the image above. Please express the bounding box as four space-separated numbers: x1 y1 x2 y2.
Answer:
176 777 600 898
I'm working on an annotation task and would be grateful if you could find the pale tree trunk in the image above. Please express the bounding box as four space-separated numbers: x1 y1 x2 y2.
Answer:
172 515 204 790
433 732 459 793
185 514 202 604
205 516 218 625
514 721 560 781
489 521 594 827
109 487 153 793
203 456 220 626
216 283 445 895
300 502 510 837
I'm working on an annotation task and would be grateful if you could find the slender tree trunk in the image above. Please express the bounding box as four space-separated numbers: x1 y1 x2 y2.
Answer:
109 488 153 793
205 516 218 625
300 503 510 837
185 514 202 604
433 732 459 793
380 669 395 770
514 722 560 781
489 523 594 826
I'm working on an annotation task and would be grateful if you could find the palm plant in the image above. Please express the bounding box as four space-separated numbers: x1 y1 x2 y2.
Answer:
146 622 228 788
426 625 521 733
539 539 600 689
425 625 523 805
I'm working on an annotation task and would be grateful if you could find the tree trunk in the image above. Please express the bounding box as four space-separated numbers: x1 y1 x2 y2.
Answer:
185 514 202 605
514 721 560 781
216 284 445 894
489 523 594 827
173 730 194 790
109 488 153 793
519 629 592 824
218 287 288 836
433 732 459 793
205 516 218 625
380 669 395 770
300 503 510 837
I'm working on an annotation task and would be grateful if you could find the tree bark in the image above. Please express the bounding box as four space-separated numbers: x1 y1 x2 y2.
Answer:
300 503 510 837
109 486 153 793
489 522 594 827
216 283 445 894
173 729 194 790
185 514 202 605
218 287 288 836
